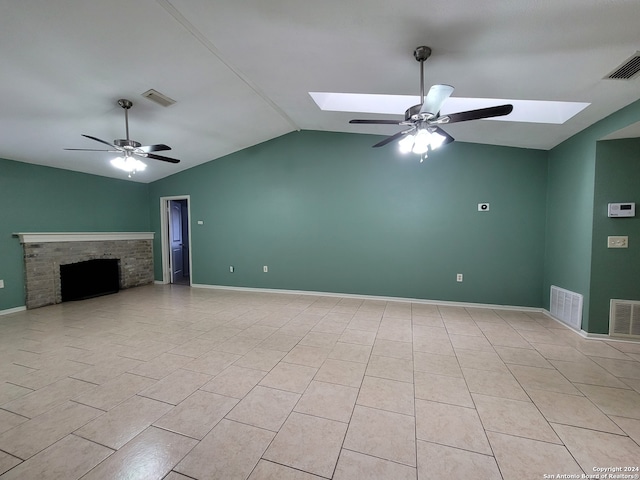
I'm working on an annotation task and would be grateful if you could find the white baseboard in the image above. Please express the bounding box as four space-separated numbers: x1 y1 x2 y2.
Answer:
191 283 543 313
542 309 640 344
189 284 640 344
0 305 27 316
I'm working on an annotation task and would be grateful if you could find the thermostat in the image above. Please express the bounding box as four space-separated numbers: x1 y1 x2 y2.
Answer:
608 203 635 217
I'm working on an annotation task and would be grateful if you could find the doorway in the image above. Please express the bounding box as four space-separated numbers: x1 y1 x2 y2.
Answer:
160 196 192 285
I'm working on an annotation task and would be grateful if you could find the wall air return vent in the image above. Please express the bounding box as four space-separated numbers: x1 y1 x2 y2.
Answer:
605 52 640 80
609 299 640 339
550 285 583 330
141 89 176 107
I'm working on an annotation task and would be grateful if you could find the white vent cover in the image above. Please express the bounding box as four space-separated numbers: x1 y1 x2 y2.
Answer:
610 299 640 338
550 285 583 330
141 89 176 107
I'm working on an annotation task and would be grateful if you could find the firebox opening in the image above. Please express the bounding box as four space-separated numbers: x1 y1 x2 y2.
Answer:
60 258 120 302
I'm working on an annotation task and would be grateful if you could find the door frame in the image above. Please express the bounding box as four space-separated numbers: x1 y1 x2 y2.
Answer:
159 195 193 285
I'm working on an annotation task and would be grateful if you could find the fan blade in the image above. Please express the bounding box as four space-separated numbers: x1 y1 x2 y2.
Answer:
433 127 455 145
145 153 180 164
445 104 513 124
81 134 119 149
64 148 119 152
138 144 171 153
349 119 402 125
419 85 454 116
372 129 414 148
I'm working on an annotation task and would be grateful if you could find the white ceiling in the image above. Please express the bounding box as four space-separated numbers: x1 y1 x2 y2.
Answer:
1 0 639 183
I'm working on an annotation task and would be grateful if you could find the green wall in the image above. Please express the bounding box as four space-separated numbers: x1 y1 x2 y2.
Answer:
150 130 548 307
4 99 638 327
588 138 640 333
544 99 640 331
544 135 597 329
0 158 150 311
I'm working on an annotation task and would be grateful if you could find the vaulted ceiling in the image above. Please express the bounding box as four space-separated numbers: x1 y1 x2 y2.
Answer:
1 1 639 182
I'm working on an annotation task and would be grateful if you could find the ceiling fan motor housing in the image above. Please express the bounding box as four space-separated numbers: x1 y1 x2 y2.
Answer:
114 139 142 149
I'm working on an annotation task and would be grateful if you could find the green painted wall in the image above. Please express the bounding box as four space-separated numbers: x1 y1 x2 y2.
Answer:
150 130 548 307
544 99 640 332
544 135 597 329
589 138 640 333
3 99 637 321
0 158 150 311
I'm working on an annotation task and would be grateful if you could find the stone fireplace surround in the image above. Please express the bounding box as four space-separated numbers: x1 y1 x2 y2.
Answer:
14 232 154 309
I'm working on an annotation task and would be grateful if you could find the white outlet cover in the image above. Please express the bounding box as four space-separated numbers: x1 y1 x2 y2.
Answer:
478 203 490 212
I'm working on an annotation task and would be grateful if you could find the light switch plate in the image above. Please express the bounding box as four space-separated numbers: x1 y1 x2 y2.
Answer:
0 280 4 288
607 236 628 248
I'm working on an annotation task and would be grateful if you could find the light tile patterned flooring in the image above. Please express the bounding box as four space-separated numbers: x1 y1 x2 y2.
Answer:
0 285 639 479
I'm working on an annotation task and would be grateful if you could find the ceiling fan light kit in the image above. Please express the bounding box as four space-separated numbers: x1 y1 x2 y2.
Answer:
349 46 514 162
398 129 447 161
65 98 180 178
110 156 147 177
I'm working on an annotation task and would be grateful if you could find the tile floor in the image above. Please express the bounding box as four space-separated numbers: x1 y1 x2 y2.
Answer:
0 285 639 479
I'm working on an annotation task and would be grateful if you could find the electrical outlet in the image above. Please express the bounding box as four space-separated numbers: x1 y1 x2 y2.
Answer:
478 203 490 212
607 236 628 248
456 274 463 282
229 266 234 273
197 220 204 225
263 265 268 273
0 279 4 289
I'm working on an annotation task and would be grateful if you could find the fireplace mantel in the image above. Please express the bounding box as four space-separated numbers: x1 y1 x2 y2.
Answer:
14 232 154 243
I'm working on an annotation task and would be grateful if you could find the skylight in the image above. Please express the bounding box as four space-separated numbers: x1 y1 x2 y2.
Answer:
309 92 589 125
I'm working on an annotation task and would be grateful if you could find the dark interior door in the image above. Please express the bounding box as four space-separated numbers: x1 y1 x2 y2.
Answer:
169 200 184 283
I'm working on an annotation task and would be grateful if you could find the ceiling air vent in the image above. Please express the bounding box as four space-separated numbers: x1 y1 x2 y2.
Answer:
141 89 176 107
605 52 640 80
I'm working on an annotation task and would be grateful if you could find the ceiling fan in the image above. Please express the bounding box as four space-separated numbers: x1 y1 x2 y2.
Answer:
349 46 513 160
66 98 180 176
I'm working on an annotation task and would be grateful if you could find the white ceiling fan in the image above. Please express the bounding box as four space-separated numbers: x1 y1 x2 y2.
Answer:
349 46 513 159
66 99 180 176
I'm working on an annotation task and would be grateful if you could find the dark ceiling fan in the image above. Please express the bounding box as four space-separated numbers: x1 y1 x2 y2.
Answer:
66 99 180 175
349 46 513 156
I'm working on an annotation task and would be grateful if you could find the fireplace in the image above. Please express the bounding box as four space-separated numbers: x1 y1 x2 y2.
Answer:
61 258 120 301
14 232 154 309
